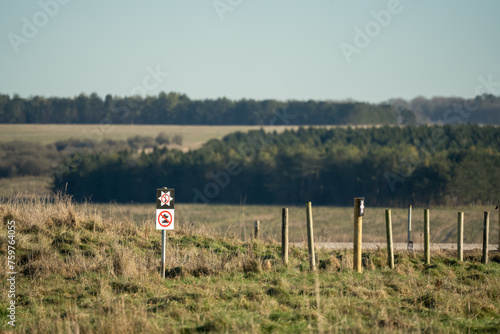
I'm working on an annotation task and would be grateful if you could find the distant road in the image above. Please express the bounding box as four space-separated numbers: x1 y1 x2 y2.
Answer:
293 242 499 251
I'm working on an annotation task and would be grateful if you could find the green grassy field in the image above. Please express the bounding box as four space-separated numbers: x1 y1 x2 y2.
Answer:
0 194 499 333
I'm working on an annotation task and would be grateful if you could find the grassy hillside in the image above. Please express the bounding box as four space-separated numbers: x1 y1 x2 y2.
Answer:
0 194 499 333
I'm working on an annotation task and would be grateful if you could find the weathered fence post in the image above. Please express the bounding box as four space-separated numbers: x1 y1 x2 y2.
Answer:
306 202 316 271
424 209 430 265
385 209 394 269
282 208 289 265
408 205 413 252
457 212 464 261
254 220 260 239
353 197 364 273
482 212 489 264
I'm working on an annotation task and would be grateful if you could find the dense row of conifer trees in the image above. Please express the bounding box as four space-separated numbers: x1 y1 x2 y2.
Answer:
53 125 500 206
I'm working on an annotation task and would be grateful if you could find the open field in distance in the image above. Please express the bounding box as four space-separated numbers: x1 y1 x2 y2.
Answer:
0 176 53 198
96 203 500 246
0 124 387 151
1 177 499 245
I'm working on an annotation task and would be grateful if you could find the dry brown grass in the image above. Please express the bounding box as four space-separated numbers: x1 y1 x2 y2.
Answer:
0 193 499 333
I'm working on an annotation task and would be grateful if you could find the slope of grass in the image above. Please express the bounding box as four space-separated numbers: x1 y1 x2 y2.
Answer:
0 194 499 333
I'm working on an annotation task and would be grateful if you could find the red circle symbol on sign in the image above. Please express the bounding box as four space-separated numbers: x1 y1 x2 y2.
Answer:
158 211 172 227
161 193 171 205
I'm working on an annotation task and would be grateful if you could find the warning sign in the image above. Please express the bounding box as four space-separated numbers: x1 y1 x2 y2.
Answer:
156 209 174 230
157 189 175 209
156 188 175 230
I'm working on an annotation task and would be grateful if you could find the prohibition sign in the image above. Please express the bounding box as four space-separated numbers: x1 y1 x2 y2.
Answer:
158 211 172 227
160 193 170 205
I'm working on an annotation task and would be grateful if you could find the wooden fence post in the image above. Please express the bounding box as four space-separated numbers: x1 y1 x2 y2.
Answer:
424 209 430 265
457 212 464 261
385 209 394 269
254 220 260 239
482 212 489 264
353 198 364 273
306 202 316 271
282 208 289 265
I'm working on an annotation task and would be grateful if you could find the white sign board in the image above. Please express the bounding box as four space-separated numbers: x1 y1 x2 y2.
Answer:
156 209 174 230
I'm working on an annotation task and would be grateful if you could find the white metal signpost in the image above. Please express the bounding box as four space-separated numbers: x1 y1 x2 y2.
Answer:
157 188 175 278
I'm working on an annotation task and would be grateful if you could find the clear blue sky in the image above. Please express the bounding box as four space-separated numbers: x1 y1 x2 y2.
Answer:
1 0 499 103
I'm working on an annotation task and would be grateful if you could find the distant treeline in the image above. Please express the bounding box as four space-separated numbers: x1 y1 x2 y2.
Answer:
2 92 500 125
1 92 412 125
53 125 500 206
387 94 500 124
